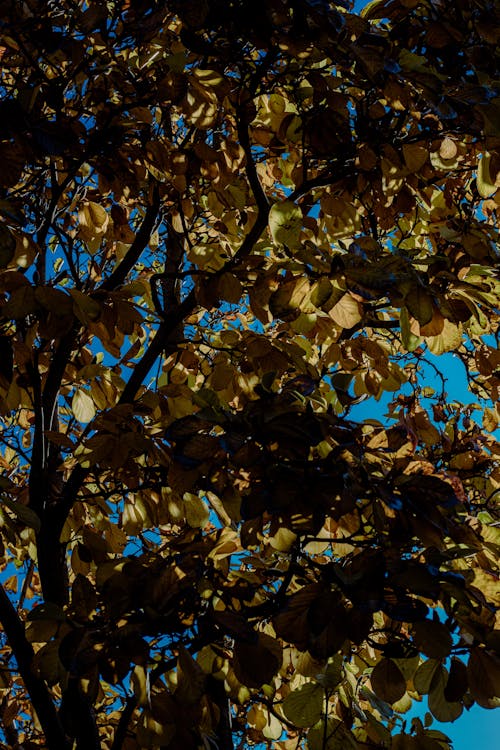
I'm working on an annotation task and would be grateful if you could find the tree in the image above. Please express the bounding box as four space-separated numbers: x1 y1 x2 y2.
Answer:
0 0 498 747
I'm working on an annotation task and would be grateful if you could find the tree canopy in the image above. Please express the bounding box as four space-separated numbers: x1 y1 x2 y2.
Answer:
0 0 499 748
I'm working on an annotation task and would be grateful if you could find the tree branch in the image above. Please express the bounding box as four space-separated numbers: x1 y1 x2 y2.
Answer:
33 186 162 605
0 584 70 750
237 113 269 216
110 696 137 750
207 677 234 750
99 184 161 292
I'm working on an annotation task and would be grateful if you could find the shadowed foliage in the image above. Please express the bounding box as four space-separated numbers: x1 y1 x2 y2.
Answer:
0 1 499 748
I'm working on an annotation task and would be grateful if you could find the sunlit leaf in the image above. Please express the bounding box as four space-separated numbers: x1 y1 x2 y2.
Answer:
268 200 303 251
72 389 96 423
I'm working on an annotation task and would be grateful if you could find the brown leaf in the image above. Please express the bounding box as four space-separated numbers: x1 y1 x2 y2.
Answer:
370 658 406 704
233 633 282 688
468 648 500 708
412 621 453 659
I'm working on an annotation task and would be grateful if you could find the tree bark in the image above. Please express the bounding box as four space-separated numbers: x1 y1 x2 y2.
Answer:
207 677 234 750
0 585 70 750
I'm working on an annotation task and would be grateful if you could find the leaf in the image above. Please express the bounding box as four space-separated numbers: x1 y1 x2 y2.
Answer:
413 659 441 695
233 634 282 688
439 138 457 160
282 682 325 727
0 224 16 267
370 658 406 704
405 287 434 326
78 201 109 237
72 390 96 423
175 646 206 704
33 641 63 686
269 277 312 318
483 406 498 432
70 289 101 322
471 568 500 606
268 200 303 251
27 603 66 622
403 143 429 172
315 654 344 690
467 648 500 708
218 272 242 304
428 666 463 722
329 293 363 329
412 621 453 659
477 154 498 198
71 574 97 619
444 658 468 703
307 718 357 750
131 666 149 707
426 319 462 354
400 305 422 351
182 492 210 528
1 496 41 532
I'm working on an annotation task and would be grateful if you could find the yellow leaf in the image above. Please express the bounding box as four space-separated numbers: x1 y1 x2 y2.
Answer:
183 79 218 129
188 243 229 271
78 201 109 241
483 407 498 432
471 568 500 606
477 153 498 198
268 200 303 251
183 492 209 528
268 526 297 552
13 233 37 269
72 389 96 423
329 293 363 329
426 319 462 354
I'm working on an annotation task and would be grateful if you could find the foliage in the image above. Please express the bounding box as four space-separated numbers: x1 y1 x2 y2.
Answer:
0 0 499 748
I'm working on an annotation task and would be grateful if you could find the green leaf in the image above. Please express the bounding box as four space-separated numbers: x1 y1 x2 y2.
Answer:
400 305 422 351
428 666 463 722
413 659 441 695
405 287 434 326
307 718 357 750
282 682 325 727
